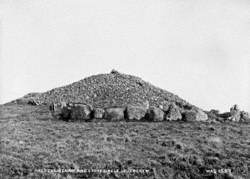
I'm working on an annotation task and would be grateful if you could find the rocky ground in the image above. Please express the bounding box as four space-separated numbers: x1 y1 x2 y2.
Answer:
2 71 250 178
10 70 194 111
0 104 249 179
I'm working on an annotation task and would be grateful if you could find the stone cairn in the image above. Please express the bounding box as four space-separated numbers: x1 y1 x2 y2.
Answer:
49 101 209 122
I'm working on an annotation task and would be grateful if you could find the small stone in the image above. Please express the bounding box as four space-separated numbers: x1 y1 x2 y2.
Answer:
110 69 120 74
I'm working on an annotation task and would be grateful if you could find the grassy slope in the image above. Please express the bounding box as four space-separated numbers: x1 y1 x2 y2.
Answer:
0 104 249 179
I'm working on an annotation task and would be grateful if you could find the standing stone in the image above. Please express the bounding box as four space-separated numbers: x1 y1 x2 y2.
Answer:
50 103 60 119
93 108 105 119
49 102 70 120
147 107 164 122
196 109 208 121
125 105 147 121
229 104 241 122
159 102 170 112
165 103 182 121
60 106 71 121
70 104 93 121
230 104 239 111
184 109 208 122
105 108 125 121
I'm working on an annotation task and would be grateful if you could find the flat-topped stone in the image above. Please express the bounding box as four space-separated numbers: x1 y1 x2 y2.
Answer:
125 105 147 121
105 107 125 121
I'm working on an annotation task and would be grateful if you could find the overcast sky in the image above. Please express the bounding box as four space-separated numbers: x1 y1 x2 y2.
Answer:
0 0 250 112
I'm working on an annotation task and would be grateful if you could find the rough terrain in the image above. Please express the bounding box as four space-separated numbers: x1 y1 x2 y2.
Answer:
10 70 195 111
0 104 249 179
1 70 250 179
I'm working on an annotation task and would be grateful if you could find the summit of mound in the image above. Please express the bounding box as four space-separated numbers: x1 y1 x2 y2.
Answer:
14 70 196 110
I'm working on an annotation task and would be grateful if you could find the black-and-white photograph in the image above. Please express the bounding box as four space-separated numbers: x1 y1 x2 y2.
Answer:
0 0 250 178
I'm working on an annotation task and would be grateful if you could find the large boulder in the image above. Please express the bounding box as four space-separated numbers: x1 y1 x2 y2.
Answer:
105 107 125 121
70 103 93 121
158 101 171 112
60 106 72 120
49 102 71 121
165 103 182 121
184 109 208 122
125 105 147 121
147 107 164 122
93 108 105 119
196 109 208 121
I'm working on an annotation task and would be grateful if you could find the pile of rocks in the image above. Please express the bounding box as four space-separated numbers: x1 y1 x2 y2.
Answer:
27 70 193 111
49 101 208 122
207 104 250 122
10 70 249 124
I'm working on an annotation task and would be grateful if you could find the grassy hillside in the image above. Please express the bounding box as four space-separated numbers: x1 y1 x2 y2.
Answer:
0 104 249 179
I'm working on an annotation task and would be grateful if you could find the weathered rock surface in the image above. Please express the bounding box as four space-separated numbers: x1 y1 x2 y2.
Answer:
70 104 93 121
125 105 147 121
228 104 241 122
207 105 250 123
165 103 182 121
13 71 250 124
241 111 250 121
104 107 125 121
93 108 105 119
49 102 68 120
47 100 249 124
158 101 171 112
184 109 208 122
60 106 72 120
147 107 165 121
19 70 192 112
2 104 250 179
49 102 92 121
